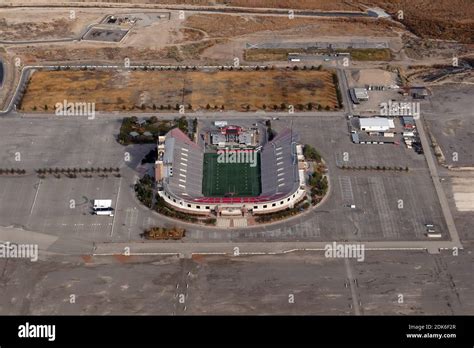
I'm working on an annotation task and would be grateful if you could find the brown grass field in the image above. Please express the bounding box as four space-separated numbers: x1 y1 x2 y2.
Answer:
244 48 392 62
20 69 339 112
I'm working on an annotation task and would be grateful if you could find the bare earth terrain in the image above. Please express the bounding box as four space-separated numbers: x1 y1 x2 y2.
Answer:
1 247 473 315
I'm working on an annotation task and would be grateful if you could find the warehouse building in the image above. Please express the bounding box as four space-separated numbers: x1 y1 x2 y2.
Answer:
359 117 395 132
350 87 369 104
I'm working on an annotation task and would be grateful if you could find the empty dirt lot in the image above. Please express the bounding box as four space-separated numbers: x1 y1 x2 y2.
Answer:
0 8 103 41
169 1 474 44
185 14 401 39
20 68 339 112
1 246 474 315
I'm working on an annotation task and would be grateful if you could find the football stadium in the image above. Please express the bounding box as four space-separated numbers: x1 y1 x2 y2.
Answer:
155 123 307 217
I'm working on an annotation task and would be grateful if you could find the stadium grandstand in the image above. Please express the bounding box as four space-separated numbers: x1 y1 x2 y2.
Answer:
155 126 307 216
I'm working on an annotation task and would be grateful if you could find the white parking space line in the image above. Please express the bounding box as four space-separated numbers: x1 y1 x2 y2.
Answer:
110 177 122 238
339 176 354 203
128 208 138 241
369 177 399 239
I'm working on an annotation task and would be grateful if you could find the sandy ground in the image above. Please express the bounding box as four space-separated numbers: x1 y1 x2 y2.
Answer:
0 7 409 71
1 246 474 315
348 68 398 86
452 177 474 212
185 14 401 39
0 8 104 40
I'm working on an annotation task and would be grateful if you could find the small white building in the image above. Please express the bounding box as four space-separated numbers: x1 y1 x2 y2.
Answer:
359 118 394 132
354 88 369 101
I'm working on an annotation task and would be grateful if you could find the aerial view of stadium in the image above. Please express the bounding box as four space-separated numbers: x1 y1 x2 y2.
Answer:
1 0 473 344
155 123 308 218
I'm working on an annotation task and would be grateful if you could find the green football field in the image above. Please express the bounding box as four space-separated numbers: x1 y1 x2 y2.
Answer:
202 153 261 197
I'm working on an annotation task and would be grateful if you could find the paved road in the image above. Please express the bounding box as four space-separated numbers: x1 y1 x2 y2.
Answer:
0 65 31 115
0 60 4 88
344 258 361 315
0 223 457 257
337 68 353 115
415 116 462 247
17 110 345 119
2 4 374 19
92 240 456 257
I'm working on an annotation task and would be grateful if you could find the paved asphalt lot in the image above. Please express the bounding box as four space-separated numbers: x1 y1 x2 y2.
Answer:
0 244 472 315
423 84 474 167
0 85 471 317
0 115 450 244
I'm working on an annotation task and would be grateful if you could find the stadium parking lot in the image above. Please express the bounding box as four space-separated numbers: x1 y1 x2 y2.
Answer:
0 117 157 243
0 115 451 244
0 176 117 241
185 116 448 242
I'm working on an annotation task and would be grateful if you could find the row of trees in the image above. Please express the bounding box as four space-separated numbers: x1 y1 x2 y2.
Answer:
35 101 333 113
339 165 409 172
0 168 26 175
132 102 332 112
332 73 343 109
53 64 324 72
36 167 120 174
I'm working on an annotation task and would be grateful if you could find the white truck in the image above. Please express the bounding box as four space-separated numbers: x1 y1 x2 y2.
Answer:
93 200 114 216
425 224 441 238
